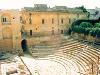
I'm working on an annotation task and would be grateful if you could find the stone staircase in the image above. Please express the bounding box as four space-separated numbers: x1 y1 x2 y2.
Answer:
29 37 100 75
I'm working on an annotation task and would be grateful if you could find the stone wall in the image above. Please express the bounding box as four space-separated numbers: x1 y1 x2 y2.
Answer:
72 32 96 42
0 39 13 49
21 11 88 36
0 9 88 53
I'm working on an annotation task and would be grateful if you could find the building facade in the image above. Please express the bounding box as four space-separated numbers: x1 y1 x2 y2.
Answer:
0 9 22 52
0 4 88 52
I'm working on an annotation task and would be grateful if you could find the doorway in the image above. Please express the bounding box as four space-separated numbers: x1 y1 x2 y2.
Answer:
21 39 28 52
61 30 64 34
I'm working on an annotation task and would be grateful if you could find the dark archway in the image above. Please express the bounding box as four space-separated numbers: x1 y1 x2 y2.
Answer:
21 39 28 52
61 30 64 34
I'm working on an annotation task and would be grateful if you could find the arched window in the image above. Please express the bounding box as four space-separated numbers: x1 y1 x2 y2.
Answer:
1 14 11 25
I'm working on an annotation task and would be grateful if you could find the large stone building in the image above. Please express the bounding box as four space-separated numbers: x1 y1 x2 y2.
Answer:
0 4 88 53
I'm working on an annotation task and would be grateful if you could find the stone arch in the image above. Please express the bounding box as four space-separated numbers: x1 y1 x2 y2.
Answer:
2 27 12 39
21 39 28 52
61 30 64 34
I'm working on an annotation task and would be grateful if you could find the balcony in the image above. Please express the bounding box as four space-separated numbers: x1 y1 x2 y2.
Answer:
2 22 11 25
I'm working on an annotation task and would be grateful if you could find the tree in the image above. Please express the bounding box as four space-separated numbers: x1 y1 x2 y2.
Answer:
79 22 93 35
75 5 87 12
90 28 96 37
85 28 91 35
71 21 100 36
95 23 100 28
80 22 93 28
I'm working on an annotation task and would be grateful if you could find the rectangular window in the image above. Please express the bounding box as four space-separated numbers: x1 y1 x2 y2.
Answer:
30 30 32 36
42 19 45 24
2 18 7 22
2 18 5 22
69 19 71 24
61 30 63 34
52 18 54 24
61 19 63 24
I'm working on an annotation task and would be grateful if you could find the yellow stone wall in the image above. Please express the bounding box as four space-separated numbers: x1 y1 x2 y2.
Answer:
0 10 21 51
0 9 88 51
21 11 88 35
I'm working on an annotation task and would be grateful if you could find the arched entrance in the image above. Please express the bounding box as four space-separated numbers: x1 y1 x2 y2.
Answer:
21 39 28 52
2 27 13 49
61 30 64 34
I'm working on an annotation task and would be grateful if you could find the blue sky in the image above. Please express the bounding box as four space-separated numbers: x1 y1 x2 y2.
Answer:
0 0 100 9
